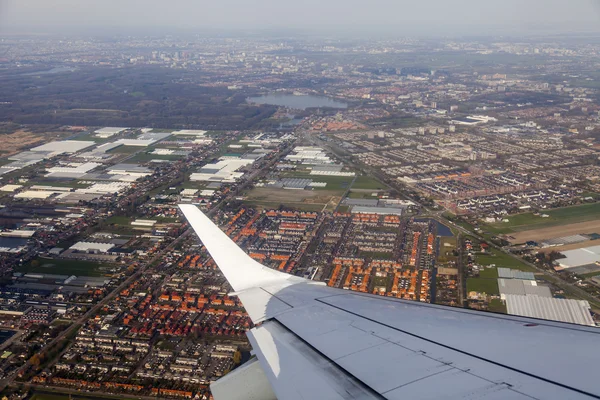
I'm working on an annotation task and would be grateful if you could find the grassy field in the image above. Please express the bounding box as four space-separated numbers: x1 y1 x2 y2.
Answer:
106 215 131 225
488 299 507 313
351 176 386 190
466 277 499 295
483 203 600 234
281 172 353 192
244 200 327 212
476 248 535 272
478 267 498 279
128 152 183 162
30 392 141 400
17 257 109 277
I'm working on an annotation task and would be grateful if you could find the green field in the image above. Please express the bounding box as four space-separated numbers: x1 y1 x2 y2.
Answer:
347 191 380 199
282 173 354 192
243 200 327 212
17 257 110 277
372 276 389 287
466 277 499 295
351 176 386 190
106 215 131 225
478 267 499 279
476 248 535 272
488 298 507 313
128 152 183 162
483 202 600 234
30 392 140 400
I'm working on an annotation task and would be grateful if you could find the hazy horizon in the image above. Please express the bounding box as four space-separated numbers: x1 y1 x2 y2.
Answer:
1 0 600 37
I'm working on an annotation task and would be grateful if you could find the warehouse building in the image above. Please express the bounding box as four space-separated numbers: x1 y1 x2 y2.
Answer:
505 294 594 326
46 162 101 178
30 140 95 155
351 206 403 216
95 127 128 138
79 142 123 160
171 129 207 136
556 245 600 271
69 242 114 253
498 279 552 299
497 268 535 280
190 158 253 183
115 132 170 147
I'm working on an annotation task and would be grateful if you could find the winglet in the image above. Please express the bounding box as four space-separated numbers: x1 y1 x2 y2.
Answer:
179 205 302 292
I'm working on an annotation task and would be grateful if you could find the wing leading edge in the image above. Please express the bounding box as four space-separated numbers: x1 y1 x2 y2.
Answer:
180 205 600 400
179 204 305 292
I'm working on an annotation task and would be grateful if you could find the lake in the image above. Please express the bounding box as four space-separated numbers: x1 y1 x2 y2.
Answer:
247 93 348 110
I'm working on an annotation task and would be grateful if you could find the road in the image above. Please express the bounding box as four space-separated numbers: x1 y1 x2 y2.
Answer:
1 143 293 394
307 131 600 309
438 213 600 310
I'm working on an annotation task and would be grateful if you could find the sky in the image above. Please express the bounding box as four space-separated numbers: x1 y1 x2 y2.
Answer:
1 0 600 36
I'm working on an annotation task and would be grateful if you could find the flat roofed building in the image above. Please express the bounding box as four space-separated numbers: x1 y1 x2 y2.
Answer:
171 129 207 136
351 206 403 216
114 132 170 147
0 184 22 192
498 279 552 299
131 219 157 227
46 162 101 178
94 127 127 138
14 190 56 200
190 158 253 183
557 245 600 270
70 242 114 253
505 294 594 326
497 268 535 280
30 140 94 154
0 230 36 238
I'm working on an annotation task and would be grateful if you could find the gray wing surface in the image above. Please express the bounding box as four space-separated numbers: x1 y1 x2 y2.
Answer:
180 205 600 400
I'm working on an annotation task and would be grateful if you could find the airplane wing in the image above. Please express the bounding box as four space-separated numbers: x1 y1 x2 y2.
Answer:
179 204 600 400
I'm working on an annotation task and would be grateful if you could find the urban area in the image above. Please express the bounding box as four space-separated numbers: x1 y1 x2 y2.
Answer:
0 33 600 399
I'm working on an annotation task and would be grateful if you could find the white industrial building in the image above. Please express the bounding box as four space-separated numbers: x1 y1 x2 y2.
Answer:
30 140 95 155
78 142 123 160
0 230 36 238
171 130 207 136
285 147 333 164
95 127 127 138
70 242 114 253
115 132 170 147
498 279 552 299
131 219 157 227
106 164 152 180
14 191 56 200
309 170 355 177
190 158 253 183
0 184 22 192
181 189 198 197
46 162 101 178
76 182 130 194
351 206 403 216
451 115 497 126
505 294 594 326
556 245 600 270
